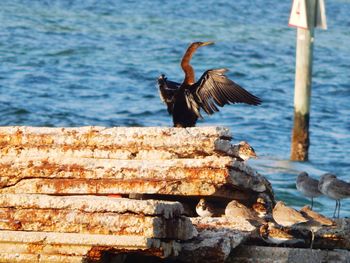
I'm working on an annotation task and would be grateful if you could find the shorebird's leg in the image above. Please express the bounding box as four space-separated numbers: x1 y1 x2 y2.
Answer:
310 230 315 249
337 200 341 218
332 201 338 218
311 197 314 210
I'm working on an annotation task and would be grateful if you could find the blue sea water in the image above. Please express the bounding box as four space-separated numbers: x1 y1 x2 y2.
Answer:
0 0 349 217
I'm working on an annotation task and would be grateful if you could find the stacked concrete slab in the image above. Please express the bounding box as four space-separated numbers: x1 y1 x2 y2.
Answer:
0 126 270 198
0 194 194 262
0 126 273 262
6 126 350 262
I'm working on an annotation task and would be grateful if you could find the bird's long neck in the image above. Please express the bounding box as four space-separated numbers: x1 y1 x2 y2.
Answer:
181 45 198 85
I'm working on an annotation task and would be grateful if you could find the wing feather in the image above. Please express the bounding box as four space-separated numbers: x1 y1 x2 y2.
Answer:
191 69 262 115
331 180 350 196
184 90 203 119
157 74 180 114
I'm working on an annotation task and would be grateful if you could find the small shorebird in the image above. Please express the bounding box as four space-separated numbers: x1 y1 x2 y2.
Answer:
318 173 350 218
300 205 334 227
296 172 322 210
231 141 257 161
272 201 308 227
225 200 263 225
299 205 335 248
259 222 306 246
252 197 268 218
196 198 216 217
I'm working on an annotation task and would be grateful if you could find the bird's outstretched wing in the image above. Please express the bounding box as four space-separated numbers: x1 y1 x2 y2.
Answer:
189 68 262 115
157 74 180 114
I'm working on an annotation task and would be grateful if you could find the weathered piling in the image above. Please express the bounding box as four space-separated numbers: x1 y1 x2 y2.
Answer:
290 0 317 161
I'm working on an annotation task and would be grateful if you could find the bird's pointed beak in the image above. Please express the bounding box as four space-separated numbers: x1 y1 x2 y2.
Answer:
200 41 215 47
251 151 258 159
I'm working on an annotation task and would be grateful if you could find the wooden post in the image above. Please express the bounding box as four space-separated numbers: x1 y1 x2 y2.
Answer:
291 0 317 161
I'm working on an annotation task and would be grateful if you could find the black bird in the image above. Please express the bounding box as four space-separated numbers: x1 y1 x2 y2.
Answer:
157 41 262 127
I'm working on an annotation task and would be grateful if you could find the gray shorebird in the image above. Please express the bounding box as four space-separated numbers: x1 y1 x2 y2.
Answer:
318 173 350 218
272 201 308 227
296 172 322 210
196 198 215 217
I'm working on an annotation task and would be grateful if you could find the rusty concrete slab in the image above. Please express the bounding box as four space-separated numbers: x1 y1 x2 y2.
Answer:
0 177 266 199
0 156 268 197
0 126 271 198
0 252 87 263
0 194 184 218
0 194 196 240
0 126 233 159
0 230 181 259
0 208 194 239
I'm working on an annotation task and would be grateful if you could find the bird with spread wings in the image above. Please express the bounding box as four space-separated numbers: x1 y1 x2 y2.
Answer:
157 41 262 127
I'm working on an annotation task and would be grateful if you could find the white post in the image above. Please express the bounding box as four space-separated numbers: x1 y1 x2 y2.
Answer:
291 0 317 161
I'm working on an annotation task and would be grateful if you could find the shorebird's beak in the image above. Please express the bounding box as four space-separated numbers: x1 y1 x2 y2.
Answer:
200 41 215 47
249 149 257 159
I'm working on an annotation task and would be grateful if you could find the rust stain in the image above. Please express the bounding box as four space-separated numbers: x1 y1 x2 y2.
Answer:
82 129 100 146
168 167 228 181
0 208 150 235
38 134 54 145
28 160 86 178
0 208 23 230
0 131 217 158
12 129 24 145
0 160 228 185
291 112 310 161
86 246 168 260
27 242 45 254
4 177 222 196
86 246 105 260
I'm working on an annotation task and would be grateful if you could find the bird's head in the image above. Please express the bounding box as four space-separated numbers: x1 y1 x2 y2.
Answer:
296 171 309 183
191 41 215 49
196 198 207 209
238 141 257 160
274 201 286 210
259 224 269 240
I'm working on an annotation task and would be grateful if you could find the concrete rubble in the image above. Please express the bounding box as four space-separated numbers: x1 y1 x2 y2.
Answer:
0 126 348 262
0 126 271 200
178 217 256 263
0 231 181 262
0 126 232 159
0 194 196 239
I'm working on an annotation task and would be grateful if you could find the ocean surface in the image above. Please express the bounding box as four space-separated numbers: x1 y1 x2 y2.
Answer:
0 0 349 217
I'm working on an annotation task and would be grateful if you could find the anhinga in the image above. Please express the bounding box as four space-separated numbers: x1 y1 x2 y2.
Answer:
157 41 262 127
